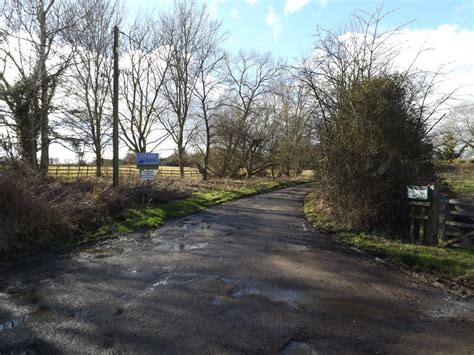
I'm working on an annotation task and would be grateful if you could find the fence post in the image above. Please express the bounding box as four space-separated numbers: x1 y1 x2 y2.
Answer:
425 183 439 245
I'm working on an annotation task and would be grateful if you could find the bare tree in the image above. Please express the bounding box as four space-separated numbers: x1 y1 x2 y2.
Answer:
267 76 315 177
159 0 223 178
191 27 225 180
295 6 455 134
62 0 122 176
119 18 169 154
220 50 282 178
0 0 78 172
435 102 474 156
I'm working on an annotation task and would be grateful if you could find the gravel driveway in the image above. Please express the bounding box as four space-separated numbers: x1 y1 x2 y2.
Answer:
0 185 473 354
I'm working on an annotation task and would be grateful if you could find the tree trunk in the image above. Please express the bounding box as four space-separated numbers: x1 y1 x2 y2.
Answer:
203 119 211 181
95 150 102 177
178 146 185 179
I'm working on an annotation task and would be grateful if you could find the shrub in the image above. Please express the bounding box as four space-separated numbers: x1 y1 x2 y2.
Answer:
315 76 434 232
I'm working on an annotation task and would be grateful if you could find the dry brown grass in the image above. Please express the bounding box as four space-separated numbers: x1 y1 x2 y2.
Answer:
0 163 280 258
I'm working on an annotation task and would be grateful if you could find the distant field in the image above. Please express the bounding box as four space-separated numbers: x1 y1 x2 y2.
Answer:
48 164 201 179
437 161 474 198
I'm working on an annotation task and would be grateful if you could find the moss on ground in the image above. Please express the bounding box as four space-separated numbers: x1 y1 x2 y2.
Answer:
93 180 288 238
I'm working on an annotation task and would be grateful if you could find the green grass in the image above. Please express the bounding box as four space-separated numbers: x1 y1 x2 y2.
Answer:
304 192 474 283
437 161 474 198
93 180 285 239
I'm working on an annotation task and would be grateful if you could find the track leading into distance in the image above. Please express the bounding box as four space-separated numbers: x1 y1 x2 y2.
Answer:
0 185 473 354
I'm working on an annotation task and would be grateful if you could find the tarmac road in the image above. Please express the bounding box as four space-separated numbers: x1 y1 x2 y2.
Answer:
0 185 473 354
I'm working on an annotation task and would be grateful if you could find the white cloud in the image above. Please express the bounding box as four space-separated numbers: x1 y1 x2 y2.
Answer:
230 8 239 20
284 0 310 15
246 0 257 5
391 25 474 99
206 0 226 18
320 0 329 8
265 5 282 41
328 24 474 110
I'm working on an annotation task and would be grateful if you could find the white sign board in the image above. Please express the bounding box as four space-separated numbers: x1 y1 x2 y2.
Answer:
140 169 156 181
407 186 429 201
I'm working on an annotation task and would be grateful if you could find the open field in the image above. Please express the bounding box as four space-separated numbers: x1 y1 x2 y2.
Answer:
48 164 201 179
437 161 474 198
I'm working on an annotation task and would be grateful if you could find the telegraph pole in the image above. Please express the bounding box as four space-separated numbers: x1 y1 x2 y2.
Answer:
112 25 119 187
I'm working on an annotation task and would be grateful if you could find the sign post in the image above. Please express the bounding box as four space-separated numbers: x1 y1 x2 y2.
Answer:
136 152 160 205
407 184 438 245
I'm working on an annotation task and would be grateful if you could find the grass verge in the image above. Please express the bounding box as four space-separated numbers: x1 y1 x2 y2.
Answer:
304 191 474 285
93 180 294 239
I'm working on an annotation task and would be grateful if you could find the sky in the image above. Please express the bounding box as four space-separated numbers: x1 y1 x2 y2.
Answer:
55 0 474 162
124 0 474 61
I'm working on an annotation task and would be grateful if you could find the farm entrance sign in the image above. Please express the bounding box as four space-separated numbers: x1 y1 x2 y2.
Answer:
136 152 160 182
140 169 156 181
407 186 430 201
136 153 160 169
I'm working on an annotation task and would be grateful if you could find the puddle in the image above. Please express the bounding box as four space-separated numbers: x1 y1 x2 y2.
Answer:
211 296 223 306
282 341 318 355
219 277 303 310
153 241 209 252
301 223 310 232
71 308 96 319
79 247 124 259
153 280 169 287
286 244 310 251
151 220 235 243
0 318 21 332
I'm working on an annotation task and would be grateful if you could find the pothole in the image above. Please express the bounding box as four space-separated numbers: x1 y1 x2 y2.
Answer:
218 277 303 310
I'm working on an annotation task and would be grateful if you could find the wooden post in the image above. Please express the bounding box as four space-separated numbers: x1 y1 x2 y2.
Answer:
112 25 119 188
425 183 439 245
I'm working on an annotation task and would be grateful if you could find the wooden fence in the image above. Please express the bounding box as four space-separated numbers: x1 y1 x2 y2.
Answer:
439 198 474 248
408 184 474 248
48 165 202 179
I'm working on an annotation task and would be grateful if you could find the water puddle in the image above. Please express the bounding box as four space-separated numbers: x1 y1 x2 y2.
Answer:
285 244 310 251
79 247 124 259
0 319 20 332
218 277 303 310
153 241 209 252
151 219 235 244
71 308 96 319
282 341 318 355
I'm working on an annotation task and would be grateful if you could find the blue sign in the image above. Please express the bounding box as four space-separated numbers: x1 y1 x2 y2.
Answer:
136 153 160 168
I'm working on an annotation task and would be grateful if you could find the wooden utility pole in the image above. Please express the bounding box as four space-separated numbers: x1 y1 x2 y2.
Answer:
112 25 119 187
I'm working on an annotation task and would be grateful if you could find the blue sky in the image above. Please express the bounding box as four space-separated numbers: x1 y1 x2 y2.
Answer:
123 0 474 62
